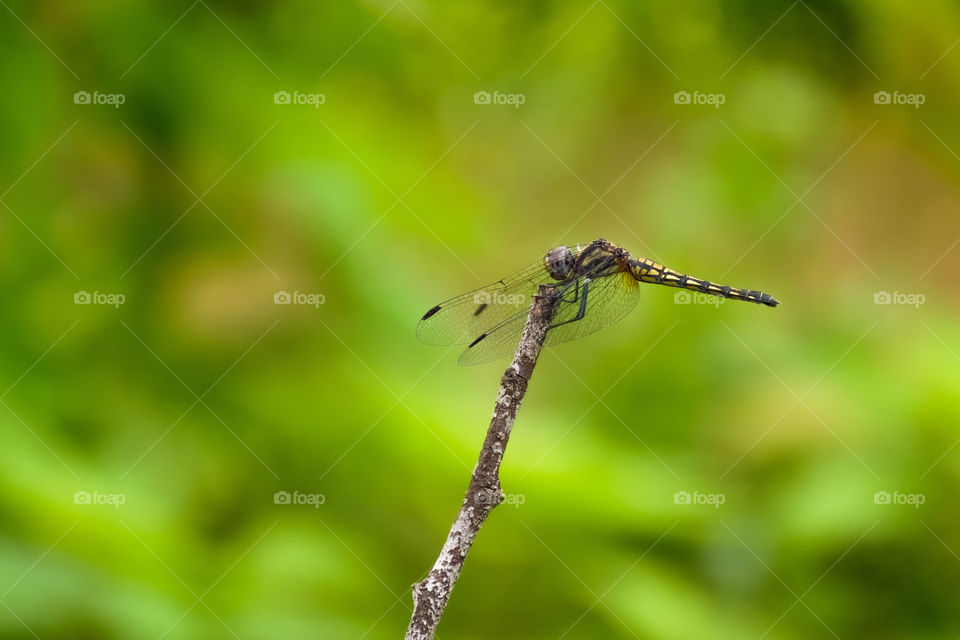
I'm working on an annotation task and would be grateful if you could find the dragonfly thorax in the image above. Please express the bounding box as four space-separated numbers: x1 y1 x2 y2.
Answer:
544 246 575 280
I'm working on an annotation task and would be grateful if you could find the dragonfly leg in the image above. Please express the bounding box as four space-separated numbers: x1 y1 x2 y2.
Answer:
557 278 580 304
549 278 591 329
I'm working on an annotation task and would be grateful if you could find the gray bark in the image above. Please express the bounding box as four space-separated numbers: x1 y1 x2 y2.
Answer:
405 285 559 640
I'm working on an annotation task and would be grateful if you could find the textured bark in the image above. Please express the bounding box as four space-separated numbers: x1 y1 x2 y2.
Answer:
405 285 559 640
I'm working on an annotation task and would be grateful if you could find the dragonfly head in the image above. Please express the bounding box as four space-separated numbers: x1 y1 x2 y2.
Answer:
544 245 575 280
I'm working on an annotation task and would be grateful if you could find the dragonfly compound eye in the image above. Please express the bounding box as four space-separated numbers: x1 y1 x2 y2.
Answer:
544 246 574 280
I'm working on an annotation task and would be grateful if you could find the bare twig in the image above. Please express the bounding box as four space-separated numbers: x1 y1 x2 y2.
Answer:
405 285 560 640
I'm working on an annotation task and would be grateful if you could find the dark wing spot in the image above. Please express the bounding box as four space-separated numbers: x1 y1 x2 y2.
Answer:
468 333 487 348
473 303 488 316
421 305 442 321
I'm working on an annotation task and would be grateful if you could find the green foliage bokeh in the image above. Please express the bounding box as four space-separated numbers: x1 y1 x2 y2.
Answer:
1 1 959 638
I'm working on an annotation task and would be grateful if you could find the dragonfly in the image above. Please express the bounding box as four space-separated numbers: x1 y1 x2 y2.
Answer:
417 238 778 365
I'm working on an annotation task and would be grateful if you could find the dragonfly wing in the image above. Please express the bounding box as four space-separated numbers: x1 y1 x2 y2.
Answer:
545 270 640 348
456 310 530 365
417 259 553 346
458 271 640 364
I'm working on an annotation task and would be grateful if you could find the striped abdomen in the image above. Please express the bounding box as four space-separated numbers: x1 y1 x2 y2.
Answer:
627 258 779 307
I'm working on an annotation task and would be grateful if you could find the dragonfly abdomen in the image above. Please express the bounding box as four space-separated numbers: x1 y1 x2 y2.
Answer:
628 258 779 307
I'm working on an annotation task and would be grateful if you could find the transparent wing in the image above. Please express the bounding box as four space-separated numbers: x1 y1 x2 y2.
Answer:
545 269 639 348
456 270 640 365
456 309 531 365
416 259 554 346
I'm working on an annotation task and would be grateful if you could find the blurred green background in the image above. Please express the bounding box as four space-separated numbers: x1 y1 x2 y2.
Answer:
1 1 959 638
